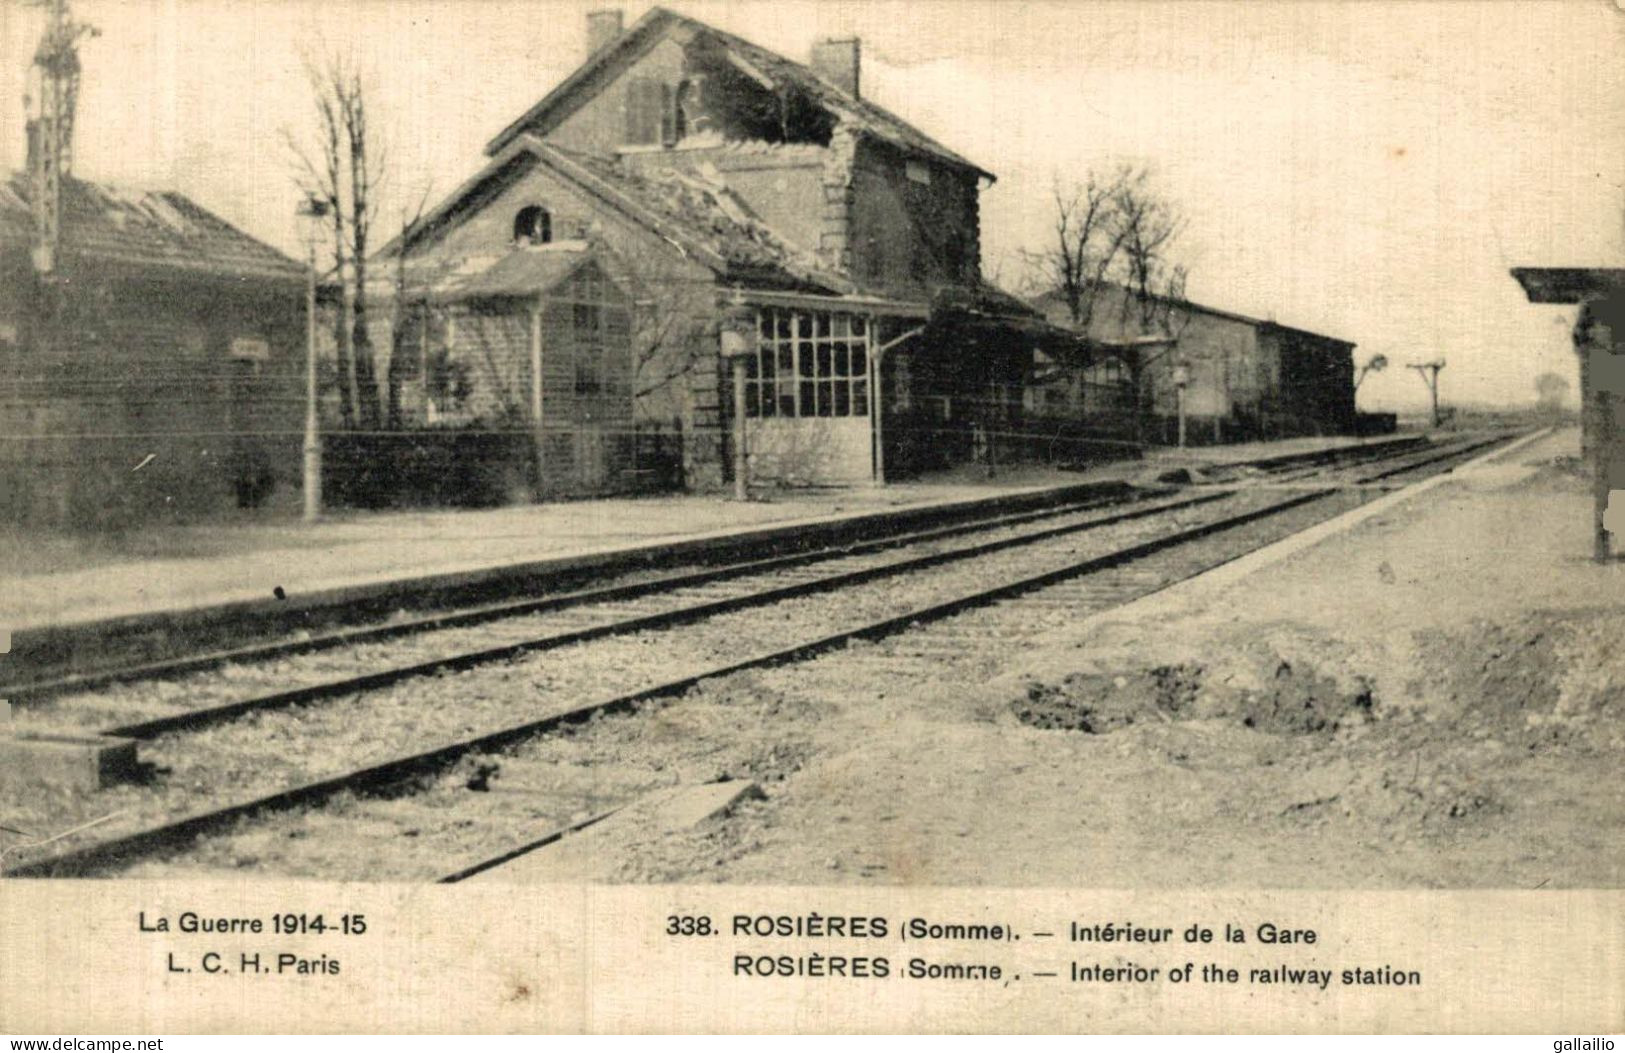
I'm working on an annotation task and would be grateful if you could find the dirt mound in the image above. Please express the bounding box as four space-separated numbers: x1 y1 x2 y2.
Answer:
1013 663 1203 732
1541 454 1588 479
1407 609 1623 746
1012 657 1375 736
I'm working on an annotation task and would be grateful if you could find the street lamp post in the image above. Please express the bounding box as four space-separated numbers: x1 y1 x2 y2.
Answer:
719 307 758 502
1172 360 1191 449
297 196 329 522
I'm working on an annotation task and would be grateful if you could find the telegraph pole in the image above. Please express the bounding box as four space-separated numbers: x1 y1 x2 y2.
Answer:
1407 359 1446 427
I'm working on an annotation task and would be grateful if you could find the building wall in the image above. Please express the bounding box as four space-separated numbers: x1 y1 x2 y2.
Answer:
1262 326 1356 436
545 37 693 154
1037 287 1355 441
744 416 871 484
478 24 993 486
362 268 640 507
395 158 726 488
0 263 303 527
735 304 876 484
1079 288 1262 418
848 139 981 300
393 264 639 499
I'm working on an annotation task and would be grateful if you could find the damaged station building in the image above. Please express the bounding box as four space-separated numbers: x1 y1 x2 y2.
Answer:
379 5 1089 493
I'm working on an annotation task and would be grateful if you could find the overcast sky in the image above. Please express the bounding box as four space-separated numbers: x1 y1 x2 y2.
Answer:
3 0 1621 411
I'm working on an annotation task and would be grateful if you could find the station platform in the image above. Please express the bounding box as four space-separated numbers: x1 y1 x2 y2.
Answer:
1 431 1414 644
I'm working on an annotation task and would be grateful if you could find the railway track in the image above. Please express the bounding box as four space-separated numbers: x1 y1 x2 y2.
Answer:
0 486 1166 704
2 434 1430 702
0 431 1518 879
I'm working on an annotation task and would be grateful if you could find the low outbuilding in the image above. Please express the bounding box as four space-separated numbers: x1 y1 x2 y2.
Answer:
0 174 305 527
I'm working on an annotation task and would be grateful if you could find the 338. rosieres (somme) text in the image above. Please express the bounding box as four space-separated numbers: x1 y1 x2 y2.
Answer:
662 914 1424 988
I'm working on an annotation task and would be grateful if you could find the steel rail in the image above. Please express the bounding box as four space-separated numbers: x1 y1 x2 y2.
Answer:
6 484 1336 879
3 487 1146 703
2 431 1436 702
1351 433 1513 481
99 487 1239 739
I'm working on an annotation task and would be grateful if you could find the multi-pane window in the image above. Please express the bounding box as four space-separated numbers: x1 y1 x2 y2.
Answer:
743 309 870 419
1086 355 1128 386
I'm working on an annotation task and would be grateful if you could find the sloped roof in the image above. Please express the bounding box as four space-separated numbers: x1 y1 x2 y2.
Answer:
449 245 592 300
411 243 620 304
388 135 848 295
555 144 847 290
1511 267 1625 305
484 6 994 182
0 173 303 283
1031 284 1355 350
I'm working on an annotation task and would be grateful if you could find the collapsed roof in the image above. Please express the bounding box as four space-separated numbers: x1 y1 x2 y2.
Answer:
386 135 849 295
484 5 994 183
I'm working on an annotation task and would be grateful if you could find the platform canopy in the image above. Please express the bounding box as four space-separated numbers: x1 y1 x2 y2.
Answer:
1510 267 1625 305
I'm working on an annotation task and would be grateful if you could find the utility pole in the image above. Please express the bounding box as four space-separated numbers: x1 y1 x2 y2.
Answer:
1407 359 1446 427
24 0 95 369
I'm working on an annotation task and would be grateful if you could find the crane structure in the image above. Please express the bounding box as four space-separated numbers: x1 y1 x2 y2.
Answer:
24 0 97 276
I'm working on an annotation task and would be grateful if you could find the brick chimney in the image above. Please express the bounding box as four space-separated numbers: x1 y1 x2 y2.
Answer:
586 9 624 59
809 37 860 98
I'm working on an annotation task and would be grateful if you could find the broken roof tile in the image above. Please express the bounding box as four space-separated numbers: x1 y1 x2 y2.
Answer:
1 173 303 284
486 6 993 182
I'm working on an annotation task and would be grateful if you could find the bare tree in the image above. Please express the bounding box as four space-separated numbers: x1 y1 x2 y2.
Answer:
1022 163 1193 445
610 251 708 410
1115 167 1188 337
1355 353 1390 390
284 48 386 430
1108 168 1189 440
1020 165 1133 330
386 183 436 429
1534 371 1570 413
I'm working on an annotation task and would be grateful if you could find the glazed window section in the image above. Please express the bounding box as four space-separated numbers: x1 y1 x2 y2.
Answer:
744 308 869 419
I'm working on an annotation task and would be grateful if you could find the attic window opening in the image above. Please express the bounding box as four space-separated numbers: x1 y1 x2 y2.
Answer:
626 76 706 148
514 205 552 245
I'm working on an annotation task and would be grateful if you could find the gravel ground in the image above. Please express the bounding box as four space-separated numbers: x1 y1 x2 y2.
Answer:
0 435 1513 879
92 487 1371 880
1 487 1289 871
12 490 1184 734
598 429 1623 888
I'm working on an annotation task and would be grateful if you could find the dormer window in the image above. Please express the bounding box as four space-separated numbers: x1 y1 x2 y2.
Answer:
514 205 552 245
